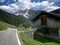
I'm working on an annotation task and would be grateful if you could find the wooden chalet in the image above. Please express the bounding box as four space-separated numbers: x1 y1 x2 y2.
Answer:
31 9 60 41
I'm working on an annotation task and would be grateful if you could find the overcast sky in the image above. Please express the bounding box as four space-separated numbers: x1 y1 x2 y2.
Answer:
0 0 60 14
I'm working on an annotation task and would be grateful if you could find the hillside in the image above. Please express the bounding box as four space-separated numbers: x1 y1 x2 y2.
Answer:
0 9 33 28
0 21 12 30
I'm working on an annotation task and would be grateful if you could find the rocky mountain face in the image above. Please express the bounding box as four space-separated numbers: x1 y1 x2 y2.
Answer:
27 9 40 18
15 9 40 19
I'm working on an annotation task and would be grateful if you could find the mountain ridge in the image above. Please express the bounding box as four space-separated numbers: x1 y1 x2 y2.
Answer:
0 9 32 27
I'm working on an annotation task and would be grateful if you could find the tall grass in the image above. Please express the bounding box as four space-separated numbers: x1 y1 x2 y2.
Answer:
19 32 60 45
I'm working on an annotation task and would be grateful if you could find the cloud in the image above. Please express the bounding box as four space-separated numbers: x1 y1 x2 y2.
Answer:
44 6 60 11
31 1 54 10
17 0 60 11
0 0 60 14
0 0 5 2
17 0 32 10
17 0 55 10
0 4 19 14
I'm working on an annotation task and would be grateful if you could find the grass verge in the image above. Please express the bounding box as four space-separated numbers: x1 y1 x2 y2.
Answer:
20 32 42 45
19 32 60 45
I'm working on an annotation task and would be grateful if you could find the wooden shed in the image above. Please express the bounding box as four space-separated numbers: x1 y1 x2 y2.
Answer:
31 9 60 41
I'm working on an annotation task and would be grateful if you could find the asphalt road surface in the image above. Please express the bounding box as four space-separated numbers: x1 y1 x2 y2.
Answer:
0 28 21 45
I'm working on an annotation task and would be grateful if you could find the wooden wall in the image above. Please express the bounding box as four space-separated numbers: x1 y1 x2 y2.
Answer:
33 18 41 28
47 18 60 28
33 16 60 28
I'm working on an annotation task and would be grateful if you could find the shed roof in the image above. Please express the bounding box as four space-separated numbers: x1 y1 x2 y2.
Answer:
32 11 60 21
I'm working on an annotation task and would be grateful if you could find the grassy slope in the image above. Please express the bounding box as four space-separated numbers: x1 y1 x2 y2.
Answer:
0 9 33 28
0 10 23 26
20 32 60 45
0 21 12 30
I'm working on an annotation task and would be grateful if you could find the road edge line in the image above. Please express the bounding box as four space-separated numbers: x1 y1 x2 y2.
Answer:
16 30 21 45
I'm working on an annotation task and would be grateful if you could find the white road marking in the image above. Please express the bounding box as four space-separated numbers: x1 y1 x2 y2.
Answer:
16 29 22 45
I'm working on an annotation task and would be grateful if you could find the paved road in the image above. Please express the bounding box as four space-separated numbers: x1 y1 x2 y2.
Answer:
0 28 21 45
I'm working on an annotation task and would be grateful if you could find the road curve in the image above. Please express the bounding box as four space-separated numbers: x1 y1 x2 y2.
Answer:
0 28 21 45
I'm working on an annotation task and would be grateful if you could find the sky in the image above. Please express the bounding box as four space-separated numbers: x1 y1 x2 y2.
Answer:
0 0 60 14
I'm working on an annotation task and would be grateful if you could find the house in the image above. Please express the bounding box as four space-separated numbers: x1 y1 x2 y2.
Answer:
31 9 60 41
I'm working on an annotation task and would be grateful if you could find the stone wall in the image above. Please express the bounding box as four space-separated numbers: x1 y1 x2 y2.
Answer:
24 29 37 39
